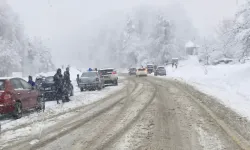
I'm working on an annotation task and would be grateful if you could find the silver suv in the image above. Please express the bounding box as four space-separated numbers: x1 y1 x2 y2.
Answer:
78 71 104 91
98 68 118 86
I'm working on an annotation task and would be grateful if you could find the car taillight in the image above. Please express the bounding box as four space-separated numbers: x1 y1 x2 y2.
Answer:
1 92 11 101
96 78 99 81
4 94 11 100
112 71 116 74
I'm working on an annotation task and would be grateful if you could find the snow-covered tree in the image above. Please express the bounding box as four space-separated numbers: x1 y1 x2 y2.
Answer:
149 15 175 64
86 3 198 68
0 1 54 76
216 18 237 58
234 0 250 59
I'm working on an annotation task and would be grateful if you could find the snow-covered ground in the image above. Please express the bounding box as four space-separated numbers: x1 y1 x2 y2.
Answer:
160 56 250 120
0 68 125 148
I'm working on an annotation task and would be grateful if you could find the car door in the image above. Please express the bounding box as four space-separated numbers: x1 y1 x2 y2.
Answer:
19 79 38 108
10 79 29 110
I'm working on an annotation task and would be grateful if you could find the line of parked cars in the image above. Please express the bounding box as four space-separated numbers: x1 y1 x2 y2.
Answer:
128 65 166 77
78 68 118 91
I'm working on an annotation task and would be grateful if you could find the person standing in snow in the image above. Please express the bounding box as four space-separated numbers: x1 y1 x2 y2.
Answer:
54 68 63 104
64 67 71 84
28 76 35 87
64 67 71 94
76 74 80 86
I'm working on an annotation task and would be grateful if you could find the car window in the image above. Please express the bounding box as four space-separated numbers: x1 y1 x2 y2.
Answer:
20 79 32 90
10 79 23 90
158 67 165 70
99 69 114 75
138 68 145 71
0 80 5 91
147 65 153 68
81 72 97 77
45 76 54 83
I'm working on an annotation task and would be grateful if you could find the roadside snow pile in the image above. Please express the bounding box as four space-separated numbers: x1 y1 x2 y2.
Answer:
165 56 250 120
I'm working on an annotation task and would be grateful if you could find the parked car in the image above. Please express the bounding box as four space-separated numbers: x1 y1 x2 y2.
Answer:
36 76 74 101
0 77 43 119
98 68 118 86
154 66 166 76
136 68 147 77
78 71 104 91
129 68 137 75
146 64 154 74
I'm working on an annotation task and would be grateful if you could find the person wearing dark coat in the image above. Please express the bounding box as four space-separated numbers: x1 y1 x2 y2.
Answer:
54 68 63 104
64 67 70 84
28 76 35 87
76 74 80 86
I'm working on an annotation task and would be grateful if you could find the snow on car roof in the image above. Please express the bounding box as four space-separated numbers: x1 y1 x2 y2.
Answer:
0 77 19 80
99 68 115 70
83 71 98 73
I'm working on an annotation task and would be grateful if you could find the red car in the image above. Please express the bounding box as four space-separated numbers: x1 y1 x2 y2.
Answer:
0 77 43 119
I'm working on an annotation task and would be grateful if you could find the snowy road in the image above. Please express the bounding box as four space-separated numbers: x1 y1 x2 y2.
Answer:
2 76 250 150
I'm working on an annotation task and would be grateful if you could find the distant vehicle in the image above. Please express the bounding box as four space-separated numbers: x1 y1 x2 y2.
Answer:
136 68 147 77
146 64 154 74
0 77 43 119
212 58 233 65
154 66 166 76
98 68 118 86
128 68 137 75
78 71 105 91
36 76 73 101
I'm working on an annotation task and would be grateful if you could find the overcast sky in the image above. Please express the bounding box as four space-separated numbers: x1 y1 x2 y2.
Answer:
7 0 245 66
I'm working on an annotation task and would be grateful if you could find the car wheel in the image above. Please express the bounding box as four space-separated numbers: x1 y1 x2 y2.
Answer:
36 96 45 112
114 80 118 86
13 101 22 119
80 87 84 92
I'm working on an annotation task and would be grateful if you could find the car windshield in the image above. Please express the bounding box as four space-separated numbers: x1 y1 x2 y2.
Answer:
45 76 54 82
147 65 153 68
138 68 145 71
0 80 5 91
81 72 97 77
130 68 136 71
158 67 165 70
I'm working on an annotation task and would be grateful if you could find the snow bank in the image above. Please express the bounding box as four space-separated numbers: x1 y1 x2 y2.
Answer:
163 56 250 120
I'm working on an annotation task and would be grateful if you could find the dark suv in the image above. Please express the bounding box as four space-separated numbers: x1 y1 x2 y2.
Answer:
0 77 43 118
36 76 74 101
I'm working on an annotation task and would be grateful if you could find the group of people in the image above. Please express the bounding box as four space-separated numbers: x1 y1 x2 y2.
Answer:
27 67 71 104
53 67 71 104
